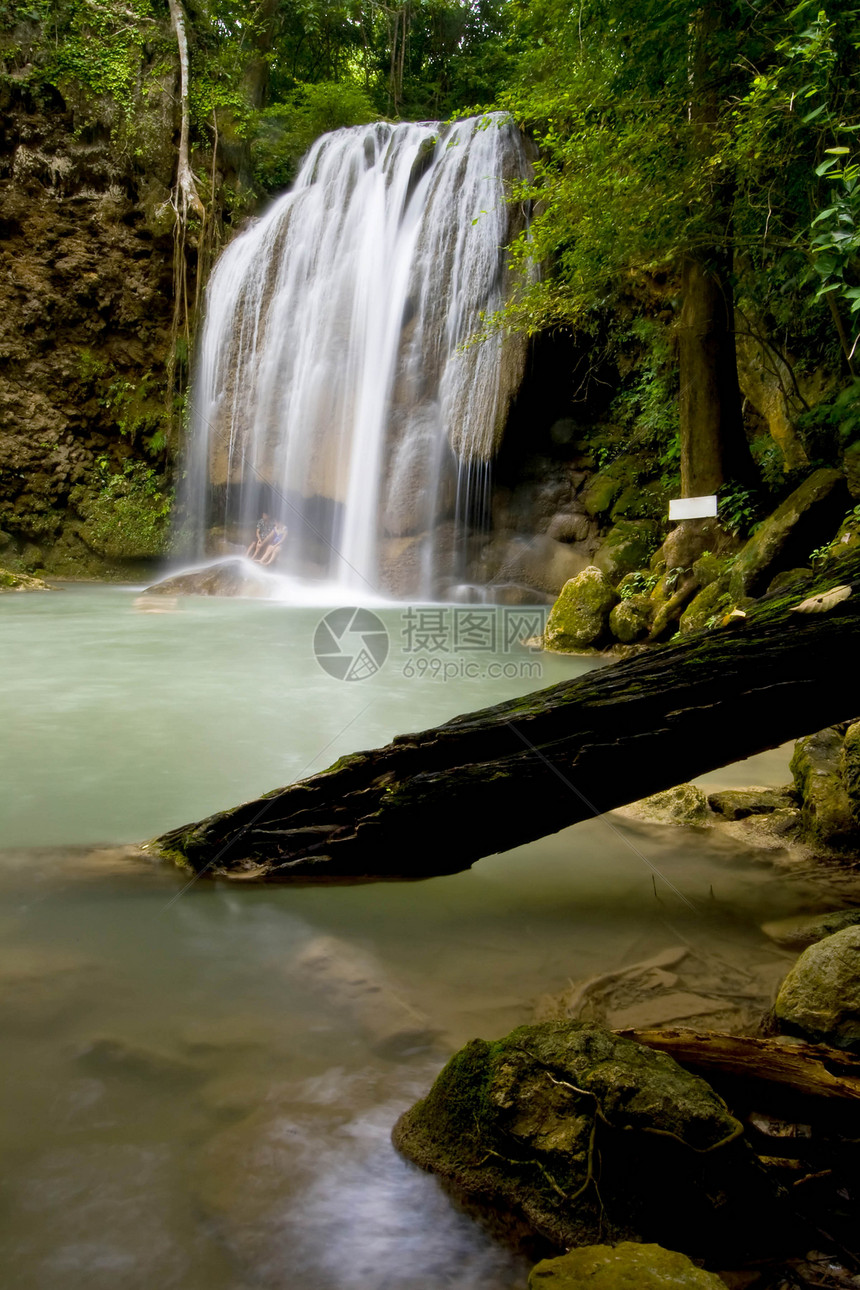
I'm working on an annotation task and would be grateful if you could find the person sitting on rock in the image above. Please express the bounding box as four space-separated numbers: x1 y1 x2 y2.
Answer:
246 512 274 559
258 521 287 566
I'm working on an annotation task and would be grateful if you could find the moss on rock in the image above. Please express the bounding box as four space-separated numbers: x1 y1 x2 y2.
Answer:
529 1242 727 1289
790 727 857 848
608 594 651 644
392 1020 782 1260
544 567 618 651
775 926 860 1052
594 520 661 582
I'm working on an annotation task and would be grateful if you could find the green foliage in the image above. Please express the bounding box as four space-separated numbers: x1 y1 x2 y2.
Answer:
718 482 763 538
796 378 860 460
251 80 379 192
619 570 658 599
79 457 172 558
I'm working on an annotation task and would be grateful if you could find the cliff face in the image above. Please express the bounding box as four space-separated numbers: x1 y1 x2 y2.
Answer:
0 68 179 576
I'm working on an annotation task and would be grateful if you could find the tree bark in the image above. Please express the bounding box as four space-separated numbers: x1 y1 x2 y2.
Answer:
149 558 860 882
167 0 205 222
678 6 752 497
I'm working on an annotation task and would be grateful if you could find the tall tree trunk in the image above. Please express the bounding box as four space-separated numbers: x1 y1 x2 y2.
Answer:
167 0 204 222
679 253 748 496
679 6 752 498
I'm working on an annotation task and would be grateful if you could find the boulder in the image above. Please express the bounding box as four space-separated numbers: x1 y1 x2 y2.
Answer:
845 441 860 499
728 467 849 600
608 594 651 644
627 784 710 826
0 567 51 592
581 472 624 519
392 1020 783 1260
528 1242 727 1289
774 926 860 1052
544 567 618 651
841 721 860 824
762 908 860 950
678 579 730 635
144 558 277 598
593 520 661 582
707 786 796 820
790 727 857 848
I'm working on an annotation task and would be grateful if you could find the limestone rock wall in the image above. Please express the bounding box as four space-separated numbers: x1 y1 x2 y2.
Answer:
0 74 178 576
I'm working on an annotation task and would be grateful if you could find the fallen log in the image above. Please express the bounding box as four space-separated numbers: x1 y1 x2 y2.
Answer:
148 556 860 881
616 1028 860 1110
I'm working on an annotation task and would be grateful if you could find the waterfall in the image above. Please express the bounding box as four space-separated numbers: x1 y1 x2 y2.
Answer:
183 113 532 599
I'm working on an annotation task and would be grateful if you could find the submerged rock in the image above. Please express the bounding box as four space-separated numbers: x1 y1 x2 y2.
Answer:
544 567 618 651
392 1020 783 1259
775 925 860 1052
143 558 276 598
762 907 860 950
528 1242 726 1289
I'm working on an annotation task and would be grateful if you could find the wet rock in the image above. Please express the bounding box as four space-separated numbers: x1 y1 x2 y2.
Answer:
529 1241 727 1289
487 533 593 597
628 784 710 826
546 511 593 544
0 566 51 591
393 1020 783 1259
774 926 860 1052
544 566 618 651
762 908 860 950
729 467 849 600
143 558 277 598
608 594 651 643
707 786 796 820
790 727 857 848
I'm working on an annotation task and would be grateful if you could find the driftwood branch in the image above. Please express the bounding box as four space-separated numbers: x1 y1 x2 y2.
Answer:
149 556 860 882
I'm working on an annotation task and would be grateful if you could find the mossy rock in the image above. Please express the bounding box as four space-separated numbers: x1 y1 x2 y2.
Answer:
845 440 860 499
608 594 652 644
544 567 618 651
729 467 848 600
593 521 661 582
0 567 51 592
392 1020 782 1260
775 926 860 1052
631 783 710 825
691 551 724 589
581 472 624 519
679 579 730 635
841 722 860 826
790 727 857 849
529 1242 726 1289
707 787 796 820
765 567 814 597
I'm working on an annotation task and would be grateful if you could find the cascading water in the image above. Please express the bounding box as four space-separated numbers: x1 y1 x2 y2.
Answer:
183 113 532 599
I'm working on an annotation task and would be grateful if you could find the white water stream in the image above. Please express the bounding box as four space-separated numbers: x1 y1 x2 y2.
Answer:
183 115 531 598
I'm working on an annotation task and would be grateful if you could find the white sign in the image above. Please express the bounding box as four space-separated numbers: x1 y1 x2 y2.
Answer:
668 495 718 521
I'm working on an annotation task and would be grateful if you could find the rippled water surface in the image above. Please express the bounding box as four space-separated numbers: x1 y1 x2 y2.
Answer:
0 587 816 1289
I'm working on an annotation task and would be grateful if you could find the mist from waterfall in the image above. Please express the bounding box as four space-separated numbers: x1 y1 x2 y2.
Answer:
182 114 531 599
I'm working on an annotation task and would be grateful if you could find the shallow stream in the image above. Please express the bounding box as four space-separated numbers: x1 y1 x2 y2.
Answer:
0 586 837 1289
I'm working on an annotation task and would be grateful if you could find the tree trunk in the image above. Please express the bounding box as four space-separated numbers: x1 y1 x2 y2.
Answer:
167 0 205 222
678 6 752 498
679 253 749 496
149 559 860 882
